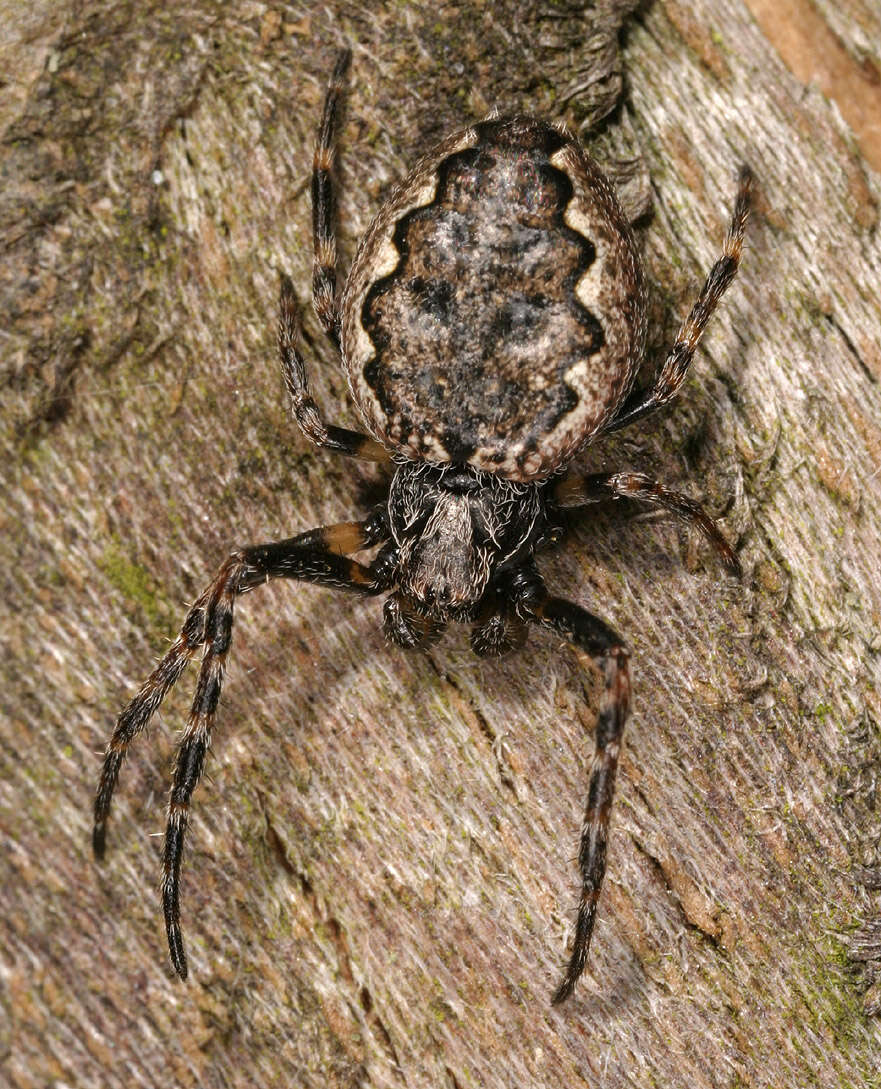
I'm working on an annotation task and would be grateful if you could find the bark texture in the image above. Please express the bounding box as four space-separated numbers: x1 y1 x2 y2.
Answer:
2 1 881 1087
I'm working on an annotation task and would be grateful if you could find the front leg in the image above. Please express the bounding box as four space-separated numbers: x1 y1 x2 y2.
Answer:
310 47 350 349
93 515 390 979
278 274 390 461
515 576 630 1004
277 50 390 462
605 166 751 435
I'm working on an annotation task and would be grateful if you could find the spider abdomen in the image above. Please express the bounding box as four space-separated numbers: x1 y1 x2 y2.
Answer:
341 117 647 482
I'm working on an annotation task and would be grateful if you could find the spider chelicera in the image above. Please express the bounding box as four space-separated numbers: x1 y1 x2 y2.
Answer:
93 49 751 1004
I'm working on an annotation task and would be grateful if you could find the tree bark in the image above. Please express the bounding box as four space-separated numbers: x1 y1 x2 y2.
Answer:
2 1 880 1087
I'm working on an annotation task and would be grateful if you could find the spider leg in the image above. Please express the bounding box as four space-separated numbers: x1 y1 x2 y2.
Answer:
93 516 389 979
552 470 741 576
515 576 630 1004
279 51 388 462
311 47 349 350
278 272 389 462
605 166 752 434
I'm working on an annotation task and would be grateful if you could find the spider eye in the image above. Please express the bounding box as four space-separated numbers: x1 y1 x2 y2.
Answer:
440 469 480 494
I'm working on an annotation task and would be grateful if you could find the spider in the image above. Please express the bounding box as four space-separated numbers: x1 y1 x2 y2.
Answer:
93 49 751 1004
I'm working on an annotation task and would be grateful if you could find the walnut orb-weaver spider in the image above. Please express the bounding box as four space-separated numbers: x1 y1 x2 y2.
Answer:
93 50 750 1004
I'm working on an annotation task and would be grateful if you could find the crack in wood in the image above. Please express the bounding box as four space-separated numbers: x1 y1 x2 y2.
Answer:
825 312 878 386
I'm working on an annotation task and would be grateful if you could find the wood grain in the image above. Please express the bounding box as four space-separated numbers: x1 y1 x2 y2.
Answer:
2 1 880 1086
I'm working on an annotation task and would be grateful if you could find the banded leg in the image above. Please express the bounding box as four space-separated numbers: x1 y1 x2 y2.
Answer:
519 584 630 1004
279 52 388 461
278 273 389 461
311 47 350 347
552 470 741 576
93 517 389 979
93 587 211 859
606 166 752 434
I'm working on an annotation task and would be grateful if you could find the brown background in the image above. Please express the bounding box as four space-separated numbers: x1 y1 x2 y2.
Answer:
2 1 881 1086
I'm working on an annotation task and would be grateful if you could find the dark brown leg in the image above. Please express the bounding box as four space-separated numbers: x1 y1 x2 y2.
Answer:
93 517 389 979
311 47 350 348
552 470 741 576
278 274 389 460
278 51 388 461
517 580 630 1004
606 166 752 434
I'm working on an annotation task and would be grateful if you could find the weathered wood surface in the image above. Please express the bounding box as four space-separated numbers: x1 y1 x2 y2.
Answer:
2 1 881 1086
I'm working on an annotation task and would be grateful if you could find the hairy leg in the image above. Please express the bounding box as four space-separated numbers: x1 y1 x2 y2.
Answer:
278 273 389 460
552 470 741 576
94 516 390 978
278 51 388 461
514 572 630 1004
311 48 350 348
606 166 752 434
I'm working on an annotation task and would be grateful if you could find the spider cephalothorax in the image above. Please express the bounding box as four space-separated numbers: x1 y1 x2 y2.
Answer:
94 49 750 1004
388 462 544 625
